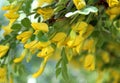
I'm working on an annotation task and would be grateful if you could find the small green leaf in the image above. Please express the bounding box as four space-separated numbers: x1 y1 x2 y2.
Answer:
56 58 62 68
61 63 69 80
11 24 21 31
37 31 44 37
21 18 31 28
56 67 61 78
39 35 48 42
61 48 68 64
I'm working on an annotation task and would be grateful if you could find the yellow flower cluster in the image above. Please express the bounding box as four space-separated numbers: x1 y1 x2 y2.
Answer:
2 3 21 35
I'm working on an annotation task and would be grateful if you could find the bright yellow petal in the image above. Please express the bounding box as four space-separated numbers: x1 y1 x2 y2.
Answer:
31 23 49 33
32 55 50 78
73 0 86 10
37 46 54 57
37 7 54 20
51 32 67 42
84 54 95 71
107 0 119 7
13 49 27 63
0 45 9 58
4 12 19 19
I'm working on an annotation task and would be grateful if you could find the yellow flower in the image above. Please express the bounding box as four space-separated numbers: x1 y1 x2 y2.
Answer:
25 40 51 53
82 38 95 53
13 49 28 63
36 41 51 49
73 0 86 10
37 46 54 57
31 23 49 34
72 21 88 36
66 30 76 47
106 6 120 19
0 45 9 58
107 0 119 7
17 31 33 43
37 7 54 20
37 0 53 7
2 5 13 10
101 51 110 63
32 55 50 78
51 32 67 47
51 32 66 42
2 3 21 12
4 12 19 19
84 54 95 71
0 67 7 83
74 41 83 53
72 35 84 47
24 40 38 53
83 24 94 38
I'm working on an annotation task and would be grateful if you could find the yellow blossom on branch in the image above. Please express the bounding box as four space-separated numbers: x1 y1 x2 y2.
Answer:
37 7 54 21
32 55 50 78
4 12 19 19
106 5 120 19
107 0 119 7
82 38 95 53
51 32 66 42
84 54 95 71
51 32 67 47
17 31 33 43
73 0 86 10
13 49 28 63
0 45 9 58
37 45 54 58
31 23 49 34
24 40 38 53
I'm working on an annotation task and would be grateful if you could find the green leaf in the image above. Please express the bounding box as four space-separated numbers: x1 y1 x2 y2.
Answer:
11 24 22 31
22 0 33 14
56 58 62 68
61 48 68 64
37 31 44 37
61 62 69 80
56 67 61 78
39 35 48 42
61 47 69 80
21 18 31 28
